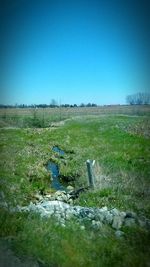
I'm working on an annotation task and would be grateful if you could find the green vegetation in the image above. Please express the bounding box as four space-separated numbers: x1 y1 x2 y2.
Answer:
0 108 150 266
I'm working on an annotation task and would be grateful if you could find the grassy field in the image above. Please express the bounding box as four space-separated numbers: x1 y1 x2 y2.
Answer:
0 105 150 128
0 106 150 266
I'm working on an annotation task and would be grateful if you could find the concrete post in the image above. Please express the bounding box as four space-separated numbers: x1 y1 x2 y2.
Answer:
86 159 95 188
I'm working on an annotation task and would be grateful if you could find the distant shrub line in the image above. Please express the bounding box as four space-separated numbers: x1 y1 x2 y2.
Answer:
0 103 98 109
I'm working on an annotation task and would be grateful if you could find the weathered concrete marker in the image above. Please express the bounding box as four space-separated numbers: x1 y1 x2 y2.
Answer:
86 159 95 188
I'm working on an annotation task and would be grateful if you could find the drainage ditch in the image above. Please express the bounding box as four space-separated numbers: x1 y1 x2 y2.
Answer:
47 146 66 191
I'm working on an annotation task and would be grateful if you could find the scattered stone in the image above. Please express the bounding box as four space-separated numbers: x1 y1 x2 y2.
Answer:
33 188 90 205
92 220 103 229
53 191 68 202
66 185 74 192
110 208 120 216
124 218 136 227
2 191 149 232
112 215 124 230
100 206 108 212
94 211 105 222
120 211 126 219
67 198 73 205
34 193 43 201
44 193 52 200
105 212 113 224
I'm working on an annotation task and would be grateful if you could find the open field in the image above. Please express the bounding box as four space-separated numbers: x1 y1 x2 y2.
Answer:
0 105 150 128
0 106 150 266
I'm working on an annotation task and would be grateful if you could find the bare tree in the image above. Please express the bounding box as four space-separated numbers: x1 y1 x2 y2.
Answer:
126 92 150 105
126 95 135 105
50 99 58 107
141 93 150 104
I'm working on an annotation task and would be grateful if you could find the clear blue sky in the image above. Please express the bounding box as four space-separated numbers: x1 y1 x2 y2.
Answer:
0 0 150 105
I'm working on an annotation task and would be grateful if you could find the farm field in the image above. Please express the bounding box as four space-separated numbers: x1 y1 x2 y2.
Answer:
0 104 150 128
0 105 150 267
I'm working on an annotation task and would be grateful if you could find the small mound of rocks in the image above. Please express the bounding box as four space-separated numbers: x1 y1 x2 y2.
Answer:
34 187 88 204
1 190 150 232
15 199 150 231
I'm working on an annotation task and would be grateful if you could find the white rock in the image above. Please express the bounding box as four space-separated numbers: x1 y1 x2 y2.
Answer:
92 220 102 229
68 198 73 205
95 212 105 222
45 194 52 200
112 215 124 229
124 218 136 227
105 212 113 224
100 206 108 212
120 211 126 219
34 193 43 201
66 186 74 192
55 191 66 196
110 208 120 216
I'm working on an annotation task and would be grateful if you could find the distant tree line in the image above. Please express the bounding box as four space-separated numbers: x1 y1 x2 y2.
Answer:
0 102 98 109
126 92 150 105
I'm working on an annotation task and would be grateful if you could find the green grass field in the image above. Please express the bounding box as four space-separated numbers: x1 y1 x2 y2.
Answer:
0 106 150 266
